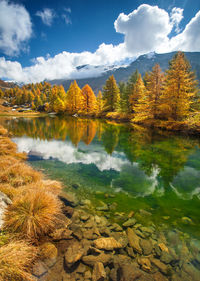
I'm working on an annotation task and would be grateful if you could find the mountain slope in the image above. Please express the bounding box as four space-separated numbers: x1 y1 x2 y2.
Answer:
49 52 200 94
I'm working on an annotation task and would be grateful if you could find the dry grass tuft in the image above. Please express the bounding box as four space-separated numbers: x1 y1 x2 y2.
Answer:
0 126 8 136
19 180 63 197
37 180 62 195
0 183 18 200
0 136 27 159
0 240 37 281
0 136 17 156
0 161 41 187
4 189 61 241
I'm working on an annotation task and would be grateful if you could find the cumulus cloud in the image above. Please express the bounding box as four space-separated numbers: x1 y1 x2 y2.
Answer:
0 0 32 56
0 4 200 83
114 4 172 56
36 8 55 26
169 10 200 52
0 43 130 83
170 7 184 33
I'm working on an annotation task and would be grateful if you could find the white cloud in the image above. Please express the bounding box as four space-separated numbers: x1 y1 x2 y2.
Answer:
0 0 32 56
62 7 72 24
114 4 172 56
0 43 130 83
36 8 55 26
64 7 71 13
169 10 200 52
62 14 72 25
0 4 200 83
170 7 184 33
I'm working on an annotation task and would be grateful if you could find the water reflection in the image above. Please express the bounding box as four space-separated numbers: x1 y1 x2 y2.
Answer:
1 116 200 200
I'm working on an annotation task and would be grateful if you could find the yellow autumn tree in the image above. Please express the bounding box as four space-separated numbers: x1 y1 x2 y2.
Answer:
96 90 103 115
66 81 84 114
129 74 146 116
160 52 198 121
82 84 97 115
103 75 120 112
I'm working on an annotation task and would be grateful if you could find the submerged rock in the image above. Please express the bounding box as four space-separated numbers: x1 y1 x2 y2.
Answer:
59 192 78 207
82 253 112 266
123 218 137 227
181 217 193 224
64 242 85 267
32 261 48 278
140 239 153 256
127 227 142 254
50 228 73 241
160 251 173 264
39 242 58 268
137 257 152 272
151 258 170 275
94 237 122 250
92 262 106 281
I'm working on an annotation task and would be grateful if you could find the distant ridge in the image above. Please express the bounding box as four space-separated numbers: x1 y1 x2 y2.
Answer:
0 79 16 91
49 52 200 94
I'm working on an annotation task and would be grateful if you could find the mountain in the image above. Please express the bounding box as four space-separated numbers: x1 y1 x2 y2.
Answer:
49 52 200 94
0 79 16 91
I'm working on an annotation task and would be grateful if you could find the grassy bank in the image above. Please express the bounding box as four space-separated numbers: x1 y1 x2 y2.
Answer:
0 99 46 117
0 125 64 280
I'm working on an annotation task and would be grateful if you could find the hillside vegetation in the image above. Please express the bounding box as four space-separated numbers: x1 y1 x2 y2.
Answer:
1 52 200 133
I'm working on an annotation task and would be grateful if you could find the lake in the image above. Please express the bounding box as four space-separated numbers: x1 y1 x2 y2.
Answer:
1 116 200 250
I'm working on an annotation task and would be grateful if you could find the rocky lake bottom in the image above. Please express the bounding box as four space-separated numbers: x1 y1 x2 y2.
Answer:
31 188 200 281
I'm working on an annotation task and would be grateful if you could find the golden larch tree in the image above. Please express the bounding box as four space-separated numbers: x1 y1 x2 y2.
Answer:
96 90 103 114
161 52 198 121
66 81 84 114
82 84 97 114
103 75 120 112
129 74 146 115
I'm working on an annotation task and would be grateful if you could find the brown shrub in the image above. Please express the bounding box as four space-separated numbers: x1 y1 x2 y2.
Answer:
4 189 61 241
0 240 37 281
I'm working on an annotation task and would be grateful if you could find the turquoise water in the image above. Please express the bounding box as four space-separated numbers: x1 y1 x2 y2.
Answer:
1 116 200 239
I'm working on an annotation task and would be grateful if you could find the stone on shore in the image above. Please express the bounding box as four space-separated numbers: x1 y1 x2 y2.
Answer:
0 191 12 230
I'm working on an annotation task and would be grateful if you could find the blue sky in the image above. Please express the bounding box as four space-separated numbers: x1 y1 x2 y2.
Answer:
0 0 199 83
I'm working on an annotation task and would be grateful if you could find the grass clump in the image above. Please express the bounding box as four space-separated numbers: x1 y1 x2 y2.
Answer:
4 189 61 241
0 161 41 187
0 136 26 159
26 180 62 196
0 240 37 281
0 183 18 200
0 126 8 136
